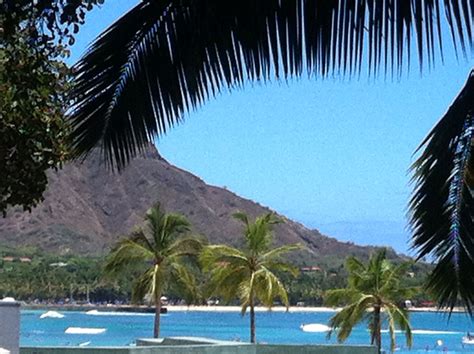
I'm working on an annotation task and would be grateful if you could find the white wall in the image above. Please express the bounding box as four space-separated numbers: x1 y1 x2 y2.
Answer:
0 298 20 354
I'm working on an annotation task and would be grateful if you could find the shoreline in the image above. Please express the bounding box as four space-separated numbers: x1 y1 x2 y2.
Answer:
22 303 467 313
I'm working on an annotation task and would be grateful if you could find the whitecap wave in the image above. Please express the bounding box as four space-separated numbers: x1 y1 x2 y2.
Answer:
85 309 154 317
412 329 461 335
65 327 106 334
39 311 64 319
380 329 461 335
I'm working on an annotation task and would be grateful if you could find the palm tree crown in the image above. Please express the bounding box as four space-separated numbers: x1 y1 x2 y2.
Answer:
104 202 202 338
325 249 413 353
200 212 301 343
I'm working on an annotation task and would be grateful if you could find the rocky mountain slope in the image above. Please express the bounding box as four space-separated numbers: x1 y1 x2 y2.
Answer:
0 146 387 264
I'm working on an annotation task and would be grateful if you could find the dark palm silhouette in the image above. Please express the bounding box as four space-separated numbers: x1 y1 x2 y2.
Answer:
69 1 474 311
410 71 474 312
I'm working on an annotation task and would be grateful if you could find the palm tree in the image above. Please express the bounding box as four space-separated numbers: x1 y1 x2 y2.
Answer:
200 212 300 343
68 1 474 311
104 202 202 338
325 249 413 354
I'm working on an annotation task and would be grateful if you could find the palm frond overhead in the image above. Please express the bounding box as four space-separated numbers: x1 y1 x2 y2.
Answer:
69 0 474 168
409 70 474 312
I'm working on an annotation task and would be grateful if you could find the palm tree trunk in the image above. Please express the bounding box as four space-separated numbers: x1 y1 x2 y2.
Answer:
373 305 382 354
250 298 256 344
154 290 162 338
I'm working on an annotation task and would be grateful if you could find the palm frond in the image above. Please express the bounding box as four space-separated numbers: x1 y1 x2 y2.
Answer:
205 265 247 301
261 244 303 262
386 307 397 353
167 236 204 258
345 256 366 274
327 294 375 342
104 233 154 276
201 247 249 301
385 303 413 349
257 266 291 308
239 271 256 316
232 212 250 227
69 0 474 168
169 262 201 304
410 70 474 312
131 267 155 303
264 261 300 278
200 245 249 272
379 260 413 296
242 213 282 254
325 288 362 306
145 204 191 248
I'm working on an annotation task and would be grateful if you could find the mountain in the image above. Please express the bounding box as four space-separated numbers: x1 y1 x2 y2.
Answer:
0 145 392 264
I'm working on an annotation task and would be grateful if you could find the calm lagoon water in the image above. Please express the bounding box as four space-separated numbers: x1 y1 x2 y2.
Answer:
21 310 474 353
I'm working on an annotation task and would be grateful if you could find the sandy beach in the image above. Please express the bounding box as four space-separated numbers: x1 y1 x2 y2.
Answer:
165 305 467 313
23 303 467 313
165 305 341 313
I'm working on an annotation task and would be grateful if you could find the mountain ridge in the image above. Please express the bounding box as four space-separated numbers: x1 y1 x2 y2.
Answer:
0 145 393 264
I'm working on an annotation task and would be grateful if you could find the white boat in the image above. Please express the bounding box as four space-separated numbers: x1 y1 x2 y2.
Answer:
65 327 106 334
300 323 330 332
39 311 64 319
462 336 474 345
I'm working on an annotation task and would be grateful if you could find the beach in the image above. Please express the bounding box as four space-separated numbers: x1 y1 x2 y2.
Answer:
166 305 340 312
24 302 467 313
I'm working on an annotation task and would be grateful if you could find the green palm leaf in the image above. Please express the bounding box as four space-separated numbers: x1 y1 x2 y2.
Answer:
68 0 474 168
385 303 413 349
104 231 154 276
261 244 303 262
132 267 156 303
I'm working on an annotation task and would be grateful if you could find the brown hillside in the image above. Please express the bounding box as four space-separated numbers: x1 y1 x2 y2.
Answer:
0 145 386 263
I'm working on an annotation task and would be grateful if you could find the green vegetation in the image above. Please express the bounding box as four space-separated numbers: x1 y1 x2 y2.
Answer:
0 245 126 303
325 250 413 354
0 14 69 216
0 1 101 215
201 212 300 343
0 245 432 308
104 203 203 338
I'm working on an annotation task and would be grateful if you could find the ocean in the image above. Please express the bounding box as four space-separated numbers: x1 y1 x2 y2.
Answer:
21 309 474 353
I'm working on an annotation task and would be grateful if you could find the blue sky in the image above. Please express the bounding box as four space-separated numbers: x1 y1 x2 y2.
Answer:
72 1 474 254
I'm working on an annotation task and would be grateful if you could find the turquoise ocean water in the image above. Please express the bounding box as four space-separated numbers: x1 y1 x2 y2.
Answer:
21 310 474 353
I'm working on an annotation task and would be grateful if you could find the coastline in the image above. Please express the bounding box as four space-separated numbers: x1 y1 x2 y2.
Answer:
22 303 467 313
167 305 340 312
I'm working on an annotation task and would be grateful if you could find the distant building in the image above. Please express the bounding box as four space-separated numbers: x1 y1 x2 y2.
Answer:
49 262 68 267
300 266 322 272
19 257 32 263
2 257 14 262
